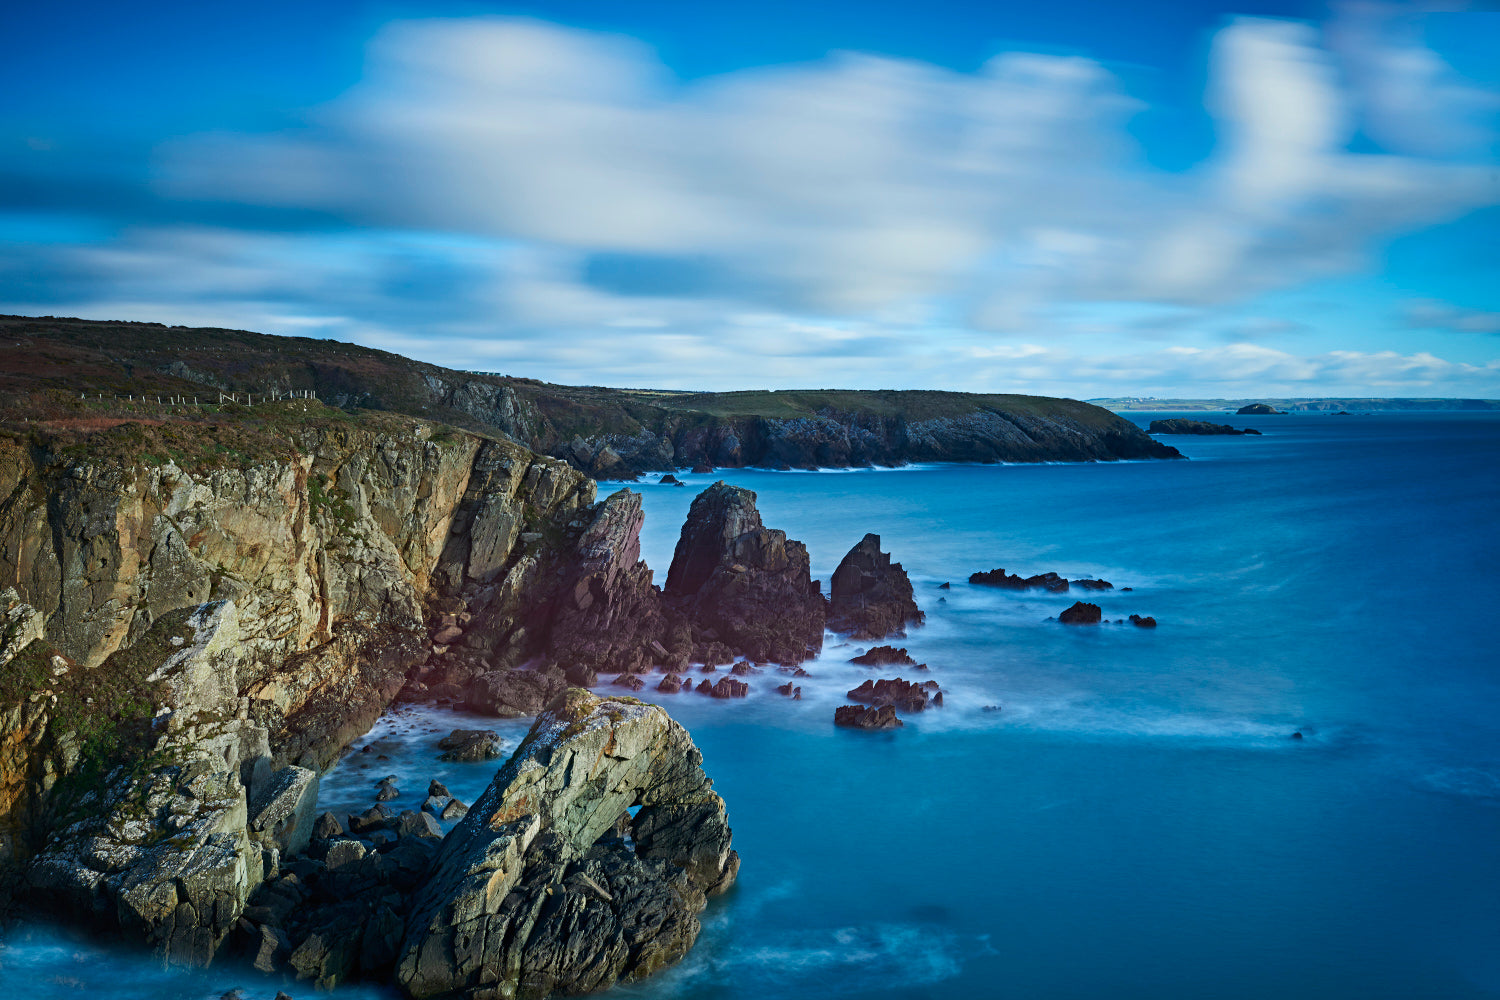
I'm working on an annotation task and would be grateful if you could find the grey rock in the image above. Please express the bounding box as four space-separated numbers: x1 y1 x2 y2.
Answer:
396 689 737 999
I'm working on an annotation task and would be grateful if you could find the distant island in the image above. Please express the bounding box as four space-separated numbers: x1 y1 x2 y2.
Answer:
1 315 1180 476
1148 419 1261 435
1093 396 1500 412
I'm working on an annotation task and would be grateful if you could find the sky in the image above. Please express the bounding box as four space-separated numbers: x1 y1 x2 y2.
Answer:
2 1 1498 397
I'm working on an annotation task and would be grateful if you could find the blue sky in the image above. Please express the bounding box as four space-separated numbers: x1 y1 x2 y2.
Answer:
3 0 1498 396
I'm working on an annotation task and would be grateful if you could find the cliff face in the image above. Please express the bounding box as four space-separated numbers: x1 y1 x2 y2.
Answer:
0 414 595 882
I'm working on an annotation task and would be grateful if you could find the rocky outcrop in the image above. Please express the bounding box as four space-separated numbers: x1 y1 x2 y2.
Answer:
542 490 669 677
969 568 1112 593
1129 614 1158 628
847 678 939 713
834 705 902 730
849 645 921 668
397 690 737 999
1059 602 1102 624
827 534 923 640
664 483 825 664
1149 419 1261 435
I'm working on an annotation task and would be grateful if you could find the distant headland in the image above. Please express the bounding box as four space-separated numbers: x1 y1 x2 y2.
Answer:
1 314 1180 476
1093 396 1500 412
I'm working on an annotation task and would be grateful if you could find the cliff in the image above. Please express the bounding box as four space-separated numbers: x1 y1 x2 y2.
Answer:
2 315 1181 477
0 403 598 900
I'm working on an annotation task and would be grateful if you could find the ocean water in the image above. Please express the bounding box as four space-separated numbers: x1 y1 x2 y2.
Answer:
5 411 1499 999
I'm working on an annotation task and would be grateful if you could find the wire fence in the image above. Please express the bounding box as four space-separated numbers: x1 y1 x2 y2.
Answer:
77 390 318 406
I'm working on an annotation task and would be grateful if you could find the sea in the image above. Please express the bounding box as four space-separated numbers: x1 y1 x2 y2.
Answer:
4 410 1498 999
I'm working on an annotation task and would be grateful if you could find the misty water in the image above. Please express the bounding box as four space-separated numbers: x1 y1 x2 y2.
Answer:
5 411 1498 998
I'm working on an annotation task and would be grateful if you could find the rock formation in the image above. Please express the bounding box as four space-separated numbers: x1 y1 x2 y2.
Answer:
1236 403 1282 415
397 690 737 999
664 483 826 664
827 534 924 639
834 705 903 730
1148 419 1261 436
1059 602 1103 624
846 677 939 713
1129 614 1158 628
969 568 1112 593
849 645 920 667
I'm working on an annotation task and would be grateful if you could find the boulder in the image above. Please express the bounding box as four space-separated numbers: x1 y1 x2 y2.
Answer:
659 474 684 485
1129 614 1158 628
613 673 646 691
1058 602 1102 625
436 729 503 762
396 690 737 999
663 483 826 664
827 533 924 639
833 705 903 730
463 667 568 719
657 673 684 694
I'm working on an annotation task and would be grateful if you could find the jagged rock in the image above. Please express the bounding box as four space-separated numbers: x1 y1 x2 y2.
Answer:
729 662 760 676
1059 602 1102 625
659 474 683 485
969 568 1070 592
396 690 737 999
1073 578 1114 591
774 682 802 699
657 674 684 694
614 673 646 691
375 780 399 802
847 678 935 712
834 705 903 730
849 645 919 667
437 729 502 762
544 489 669 677
700 677 748 699
1129 614 1158 628
421 795 449 816
439 798 468 821
828 534 924 639
664 483 826 664
428 779 450 799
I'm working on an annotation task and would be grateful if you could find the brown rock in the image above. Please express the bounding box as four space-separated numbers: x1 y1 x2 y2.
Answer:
834 704 903 730
849 645 920 667
828 533 924 639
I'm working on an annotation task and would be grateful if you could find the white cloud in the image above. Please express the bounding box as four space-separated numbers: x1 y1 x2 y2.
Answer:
157 15 1497 322
1406 298 1500 334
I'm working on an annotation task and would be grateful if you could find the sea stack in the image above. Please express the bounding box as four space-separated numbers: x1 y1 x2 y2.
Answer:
827 533 924 639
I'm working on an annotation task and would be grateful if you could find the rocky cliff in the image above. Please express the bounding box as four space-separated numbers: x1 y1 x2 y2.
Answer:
0 407 607 956
3 315 1182 478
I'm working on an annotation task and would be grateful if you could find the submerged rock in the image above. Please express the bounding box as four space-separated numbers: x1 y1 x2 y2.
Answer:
969 568 1071 592
828 533 924 639
396 690 737 999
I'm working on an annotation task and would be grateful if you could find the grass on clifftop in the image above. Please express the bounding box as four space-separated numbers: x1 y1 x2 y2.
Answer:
632 388 1122 427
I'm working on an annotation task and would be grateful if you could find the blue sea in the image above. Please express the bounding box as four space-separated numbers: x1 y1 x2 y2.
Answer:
5 411 1499 999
